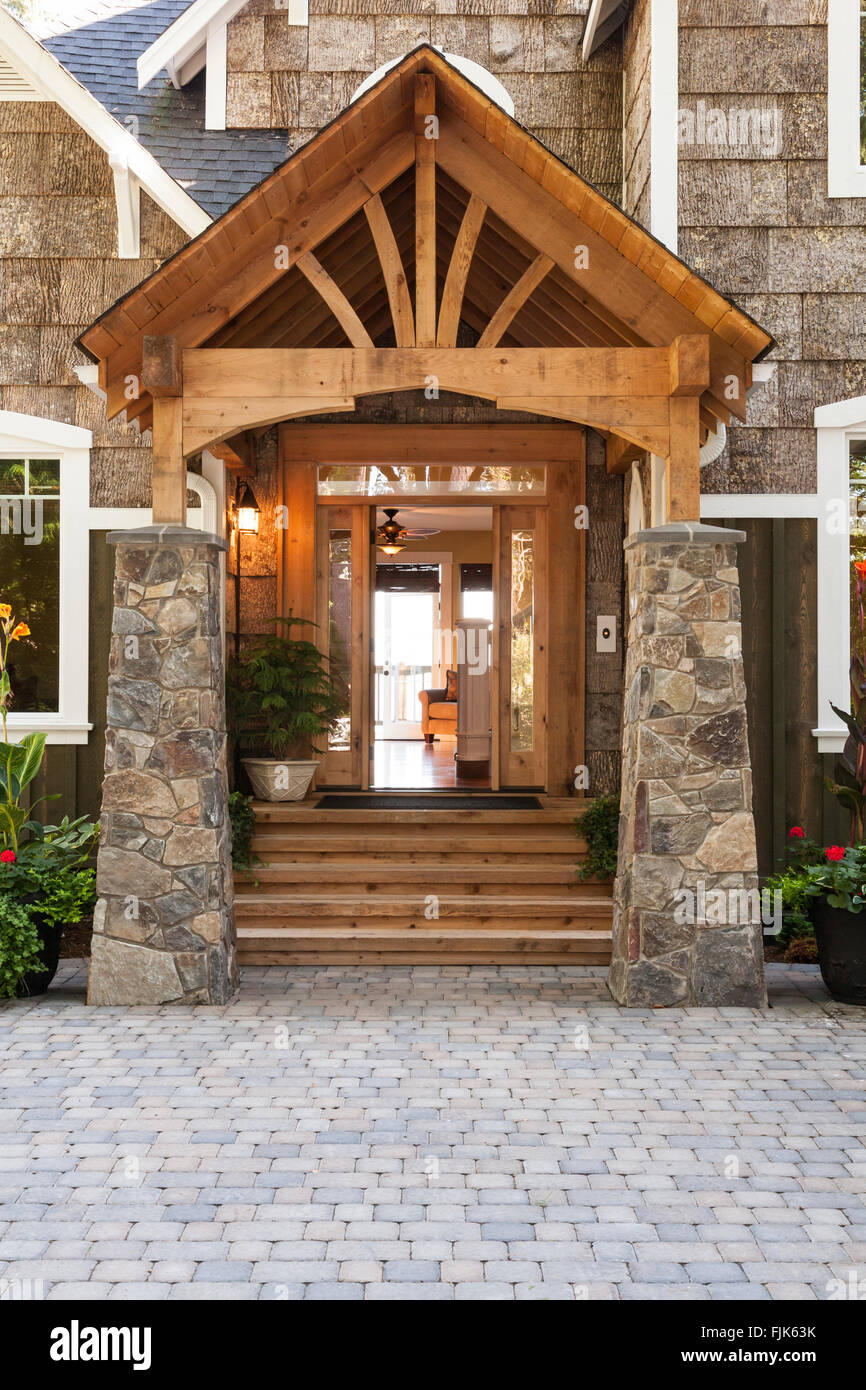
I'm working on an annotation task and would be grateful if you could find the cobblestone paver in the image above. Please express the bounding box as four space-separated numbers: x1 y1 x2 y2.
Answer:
1 961 865 1300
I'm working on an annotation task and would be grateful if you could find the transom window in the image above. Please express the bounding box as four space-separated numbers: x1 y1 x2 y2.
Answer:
317 464 546 497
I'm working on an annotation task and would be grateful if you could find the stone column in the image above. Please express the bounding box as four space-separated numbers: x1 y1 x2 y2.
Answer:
609 522 766 1008
88 525 238 1006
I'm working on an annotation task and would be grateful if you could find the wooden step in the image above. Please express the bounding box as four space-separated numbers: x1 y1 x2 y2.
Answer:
237 863 609 898
236 925 612 966
234 894 613 929
238 799 610 966
251 802 586 828
249 834 587 860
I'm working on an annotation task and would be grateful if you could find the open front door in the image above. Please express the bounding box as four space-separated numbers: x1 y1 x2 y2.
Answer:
494 505 547 788
314 504 371 787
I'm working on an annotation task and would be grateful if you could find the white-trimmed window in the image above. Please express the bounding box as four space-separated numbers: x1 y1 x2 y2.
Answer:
828 0 866 196
0 412 91 745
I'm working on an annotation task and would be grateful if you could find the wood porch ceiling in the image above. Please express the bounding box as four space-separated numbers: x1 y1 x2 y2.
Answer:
77 44 773 437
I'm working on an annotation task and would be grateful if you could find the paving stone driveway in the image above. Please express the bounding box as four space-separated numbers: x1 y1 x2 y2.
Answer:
1 960 865 1301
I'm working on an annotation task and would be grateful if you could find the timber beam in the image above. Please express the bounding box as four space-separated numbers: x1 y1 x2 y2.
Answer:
606 435 645 474
142 335 182 397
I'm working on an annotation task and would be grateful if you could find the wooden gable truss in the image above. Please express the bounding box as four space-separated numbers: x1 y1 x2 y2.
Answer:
77 46 772 525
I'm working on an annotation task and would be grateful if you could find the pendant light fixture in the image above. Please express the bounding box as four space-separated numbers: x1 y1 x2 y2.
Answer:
375 507 407 555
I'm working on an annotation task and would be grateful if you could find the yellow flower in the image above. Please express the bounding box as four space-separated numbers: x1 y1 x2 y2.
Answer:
10 623 29 641
0 604 10 619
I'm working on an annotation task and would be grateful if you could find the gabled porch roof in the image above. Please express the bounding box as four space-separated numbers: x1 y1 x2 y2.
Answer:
77 46 771 523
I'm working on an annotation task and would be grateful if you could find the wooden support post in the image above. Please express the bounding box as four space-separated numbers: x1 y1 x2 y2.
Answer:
279 457 317 625
151 396 186 524
414 73 437 349
666 396 701 522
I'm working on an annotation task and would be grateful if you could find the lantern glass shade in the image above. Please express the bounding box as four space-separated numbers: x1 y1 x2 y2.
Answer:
236 483 260 534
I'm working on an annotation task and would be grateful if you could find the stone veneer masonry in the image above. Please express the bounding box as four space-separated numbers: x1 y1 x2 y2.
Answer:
87 526 238 1006
608 523 766 1009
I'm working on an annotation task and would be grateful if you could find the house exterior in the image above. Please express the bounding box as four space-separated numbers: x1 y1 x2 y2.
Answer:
0 0 858 1008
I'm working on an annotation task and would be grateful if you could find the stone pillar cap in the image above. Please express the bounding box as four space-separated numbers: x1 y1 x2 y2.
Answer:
624 521 746 551
107 523 228 552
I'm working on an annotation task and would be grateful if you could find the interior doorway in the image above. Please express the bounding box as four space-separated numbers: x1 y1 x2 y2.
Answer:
373 506 493 790
284 423 585 796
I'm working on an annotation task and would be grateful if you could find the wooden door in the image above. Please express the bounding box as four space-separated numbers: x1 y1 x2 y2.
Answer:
494 504 547 788
314 504 371 787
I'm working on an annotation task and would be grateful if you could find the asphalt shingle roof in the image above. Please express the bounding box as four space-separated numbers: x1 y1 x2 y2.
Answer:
38 0 290 220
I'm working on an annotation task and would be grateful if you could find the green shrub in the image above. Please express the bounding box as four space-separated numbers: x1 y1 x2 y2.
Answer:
229 791 257 871
764 863 814 946
0 894 42 998
574 794 619 881
0 815 98 997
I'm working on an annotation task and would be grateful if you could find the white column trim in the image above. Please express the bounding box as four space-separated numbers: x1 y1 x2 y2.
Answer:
827 0 866 197
649 0 678 252
205 23 227 131
699 393 864 754
201 450 228 666
88 472 217 535
108 151 141 259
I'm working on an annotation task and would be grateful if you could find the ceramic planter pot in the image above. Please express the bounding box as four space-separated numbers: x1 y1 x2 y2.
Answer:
812 897 866 1006
242 758 318 802
15 916 64 998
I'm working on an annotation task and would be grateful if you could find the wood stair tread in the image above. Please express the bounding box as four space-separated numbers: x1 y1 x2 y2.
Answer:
238 862 598 882
237 925 611 941
234 893 612 907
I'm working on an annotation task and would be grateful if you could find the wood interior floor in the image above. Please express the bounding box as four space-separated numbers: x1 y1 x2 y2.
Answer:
372 738 488 789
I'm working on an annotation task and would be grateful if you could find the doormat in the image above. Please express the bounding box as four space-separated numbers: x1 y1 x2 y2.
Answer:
316 794 543 810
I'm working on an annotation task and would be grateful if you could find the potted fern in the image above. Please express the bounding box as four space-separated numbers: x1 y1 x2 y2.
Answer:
229 616 345 802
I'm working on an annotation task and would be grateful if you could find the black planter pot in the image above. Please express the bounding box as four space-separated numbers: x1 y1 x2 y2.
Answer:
15 917 64 999
812 897 866 1006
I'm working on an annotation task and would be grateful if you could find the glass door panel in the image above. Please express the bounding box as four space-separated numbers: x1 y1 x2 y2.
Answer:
374 588 436 739
494 505 547 788
314 505 370 787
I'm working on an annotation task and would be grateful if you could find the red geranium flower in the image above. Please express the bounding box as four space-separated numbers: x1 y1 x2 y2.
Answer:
788 826 805 838
856 561 866 578
825 845 846 862
0 849 15 864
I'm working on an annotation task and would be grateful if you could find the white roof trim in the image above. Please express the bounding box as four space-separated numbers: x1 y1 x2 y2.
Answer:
352 48 514 117
138 0 254 90
0 7 210 242
0 409 92 451
583 0 630 60
815 394 866 429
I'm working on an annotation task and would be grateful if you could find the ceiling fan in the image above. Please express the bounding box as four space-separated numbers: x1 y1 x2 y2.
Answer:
375 508 441 554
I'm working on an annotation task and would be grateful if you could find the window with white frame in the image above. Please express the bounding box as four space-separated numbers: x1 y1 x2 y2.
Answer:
828 0 866 195
0 413 91 744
